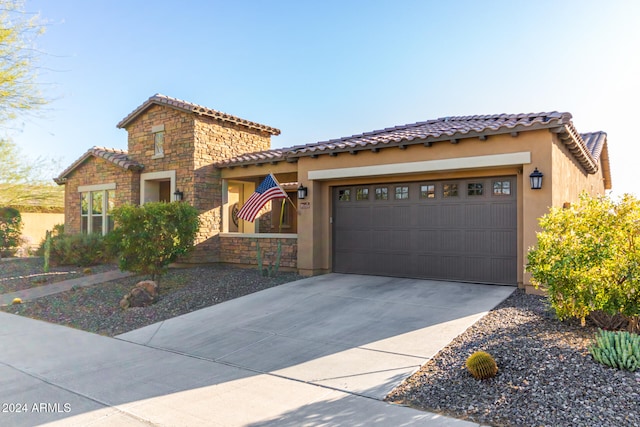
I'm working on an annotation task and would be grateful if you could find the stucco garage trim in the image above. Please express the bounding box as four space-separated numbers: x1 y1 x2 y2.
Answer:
307 151 531 181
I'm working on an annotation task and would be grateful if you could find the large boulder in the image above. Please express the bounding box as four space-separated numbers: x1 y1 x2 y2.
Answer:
119 280 158 309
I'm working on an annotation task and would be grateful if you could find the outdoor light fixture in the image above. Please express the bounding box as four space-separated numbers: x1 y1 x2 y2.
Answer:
297 184 308 200
173 189 184 202
529 168 543 190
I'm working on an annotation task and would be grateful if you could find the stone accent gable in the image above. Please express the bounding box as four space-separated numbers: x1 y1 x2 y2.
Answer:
124 104 196 174
63 156 139 234
118 101 275 263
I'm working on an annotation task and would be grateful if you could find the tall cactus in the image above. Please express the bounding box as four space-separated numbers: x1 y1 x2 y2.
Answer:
43 229 52 273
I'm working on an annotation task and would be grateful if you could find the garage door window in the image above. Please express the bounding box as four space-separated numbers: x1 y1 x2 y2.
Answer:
395 186 409 200
356 187 369 200
339 189 351 201
493 180 511 195
420 184 436 199
467 183 484 196
443 183 458 197
375 187 388 200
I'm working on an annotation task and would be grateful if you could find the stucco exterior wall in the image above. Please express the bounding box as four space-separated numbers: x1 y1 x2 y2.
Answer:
292 131 549 281
20 212 65 248
62 157 139 234
550 135 606 205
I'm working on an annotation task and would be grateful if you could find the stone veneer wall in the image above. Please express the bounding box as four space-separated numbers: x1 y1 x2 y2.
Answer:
219 235 297 269
122 103 273 263
188 115 272 263
63 157 139 234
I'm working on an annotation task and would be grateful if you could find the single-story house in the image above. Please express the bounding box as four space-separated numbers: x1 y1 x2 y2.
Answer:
55 94 611 289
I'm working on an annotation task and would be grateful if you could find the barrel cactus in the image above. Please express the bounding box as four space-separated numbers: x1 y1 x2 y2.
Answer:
466 350 498 380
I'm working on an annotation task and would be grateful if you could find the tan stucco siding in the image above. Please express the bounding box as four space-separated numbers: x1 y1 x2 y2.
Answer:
294 131 548 280
219 128 607 288
550 134 606 206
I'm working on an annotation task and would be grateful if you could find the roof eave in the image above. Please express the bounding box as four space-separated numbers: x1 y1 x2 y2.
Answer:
550 124 599 174
117 95 281 136
286 121 565 159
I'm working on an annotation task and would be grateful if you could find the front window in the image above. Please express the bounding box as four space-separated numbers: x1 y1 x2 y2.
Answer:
81 189 114 235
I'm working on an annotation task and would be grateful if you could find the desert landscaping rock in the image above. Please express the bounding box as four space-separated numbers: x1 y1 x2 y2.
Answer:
386 289 640 427
120 280 158 308
1 264 302 336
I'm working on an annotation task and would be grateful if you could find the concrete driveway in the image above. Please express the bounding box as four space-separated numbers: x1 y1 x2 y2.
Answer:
0 274 514 426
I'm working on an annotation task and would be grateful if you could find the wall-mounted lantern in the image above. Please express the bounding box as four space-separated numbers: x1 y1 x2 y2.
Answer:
297 184 308 200
173 189 184 202
529 168 543 190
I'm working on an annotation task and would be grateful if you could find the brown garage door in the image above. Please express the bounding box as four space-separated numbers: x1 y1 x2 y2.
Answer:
332 177 517 285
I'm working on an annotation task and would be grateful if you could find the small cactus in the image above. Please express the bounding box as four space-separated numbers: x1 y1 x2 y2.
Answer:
466 351 498 380
83 267 92 275
589 329 640 372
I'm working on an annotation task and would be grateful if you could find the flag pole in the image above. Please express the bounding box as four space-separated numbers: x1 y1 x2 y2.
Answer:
269 172 298 212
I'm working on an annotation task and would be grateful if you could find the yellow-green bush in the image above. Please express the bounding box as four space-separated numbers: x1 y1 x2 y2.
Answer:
526 193 640 332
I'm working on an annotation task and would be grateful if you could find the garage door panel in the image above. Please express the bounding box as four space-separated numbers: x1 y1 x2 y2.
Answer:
390 230 411 251
334 229 372 251
333 177 517 285
440 229 463 252
465 230 490 253
465 203 491 227
415 230 439 252
391 205 412 227
372 229 392 248
491 202 517 227
490 230 517 256
339 206 372 227
415 204 439 227
371 206 393 227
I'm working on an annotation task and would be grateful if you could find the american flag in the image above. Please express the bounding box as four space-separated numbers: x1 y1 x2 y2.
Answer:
236 173 288 222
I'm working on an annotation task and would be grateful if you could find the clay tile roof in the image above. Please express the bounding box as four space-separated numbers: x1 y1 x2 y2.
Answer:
286 112 572 156
580 131 607 160
116 94 281 136
219 111 605 170
216 148 288 167
54 146 143 184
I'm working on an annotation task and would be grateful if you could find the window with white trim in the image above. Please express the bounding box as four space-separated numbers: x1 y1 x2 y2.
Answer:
80 189 115 235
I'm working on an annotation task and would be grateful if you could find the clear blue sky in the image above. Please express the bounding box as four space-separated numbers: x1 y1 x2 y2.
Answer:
9 0 640 196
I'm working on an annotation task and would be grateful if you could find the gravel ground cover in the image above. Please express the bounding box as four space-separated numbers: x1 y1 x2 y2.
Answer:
386 289 640 427
0 260 302 336
0 257 118 294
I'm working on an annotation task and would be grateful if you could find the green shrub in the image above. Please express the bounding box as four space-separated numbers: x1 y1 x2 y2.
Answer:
465 351 498 380
49 232 115 266
589 329 640 372
110 202 199 284
526 193 640 332
0 206 22 256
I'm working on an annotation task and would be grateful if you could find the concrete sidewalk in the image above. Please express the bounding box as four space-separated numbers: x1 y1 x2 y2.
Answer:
0 274 514 426
0 270 133 306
